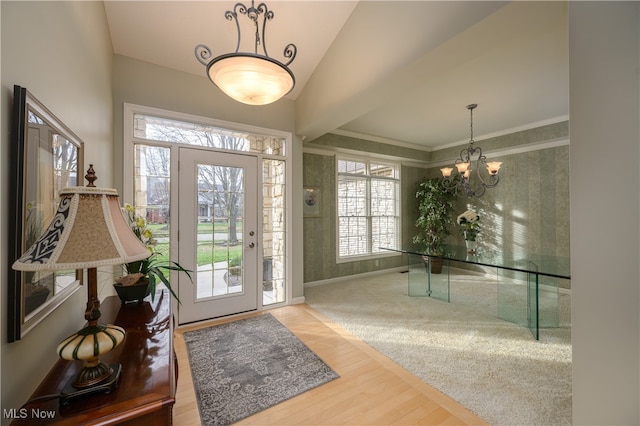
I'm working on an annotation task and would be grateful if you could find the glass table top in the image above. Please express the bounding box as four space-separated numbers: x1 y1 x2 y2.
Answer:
382 244 571 279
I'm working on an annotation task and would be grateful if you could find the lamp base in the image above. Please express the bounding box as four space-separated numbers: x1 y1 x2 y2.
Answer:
60 363 121 406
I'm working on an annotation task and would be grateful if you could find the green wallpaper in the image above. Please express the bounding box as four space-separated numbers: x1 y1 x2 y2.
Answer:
302 154 411 282
303 122 570 284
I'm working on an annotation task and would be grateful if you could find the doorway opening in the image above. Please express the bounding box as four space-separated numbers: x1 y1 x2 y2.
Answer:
123 104 290 323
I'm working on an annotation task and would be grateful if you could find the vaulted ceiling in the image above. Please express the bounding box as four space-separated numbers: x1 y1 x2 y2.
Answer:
104 1 568 150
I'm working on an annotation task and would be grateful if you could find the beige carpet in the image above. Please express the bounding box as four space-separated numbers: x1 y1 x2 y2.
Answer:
305 269 572 426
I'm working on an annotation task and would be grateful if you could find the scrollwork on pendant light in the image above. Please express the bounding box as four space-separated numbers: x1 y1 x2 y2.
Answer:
440 104 502 197
195 0 297 106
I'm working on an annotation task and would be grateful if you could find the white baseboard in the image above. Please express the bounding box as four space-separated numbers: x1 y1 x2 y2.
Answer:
291 296 306 304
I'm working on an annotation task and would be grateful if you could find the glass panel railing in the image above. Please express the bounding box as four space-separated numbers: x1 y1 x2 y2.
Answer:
407 254 449 301
385 244 570 279
407 254 426 297
497 269 530 328
383 244 570 340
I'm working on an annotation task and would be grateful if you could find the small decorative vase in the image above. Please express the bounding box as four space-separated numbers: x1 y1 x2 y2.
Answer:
465 239 477 254
113 280 150 304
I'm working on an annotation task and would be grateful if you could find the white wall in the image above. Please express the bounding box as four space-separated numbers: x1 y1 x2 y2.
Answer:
569 2 640 424
0 2 114 421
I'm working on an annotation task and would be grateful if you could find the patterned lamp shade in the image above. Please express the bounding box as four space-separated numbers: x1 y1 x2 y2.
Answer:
12 186 150 271
11 181 151 396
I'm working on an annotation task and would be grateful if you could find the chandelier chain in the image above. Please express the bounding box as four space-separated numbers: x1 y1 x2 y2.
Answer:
467 103 477 146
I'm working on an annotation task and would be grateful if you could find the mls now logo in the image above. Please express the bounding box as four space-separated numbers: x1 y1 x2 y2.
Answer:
3 408 27 419
4 408 56 419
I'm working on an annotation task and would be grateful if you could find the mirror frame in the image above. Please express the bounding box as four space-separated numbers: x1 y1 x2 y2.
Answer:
8 85 84 342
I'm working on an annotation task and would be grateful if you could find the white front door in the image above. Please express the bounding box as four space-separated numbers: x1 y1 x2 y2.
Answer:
177 147 258 323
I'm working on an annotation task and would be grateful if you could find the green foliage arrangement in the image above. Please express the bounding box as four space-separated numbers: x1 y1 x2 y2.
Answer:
413 177 457 254
121 204 192 303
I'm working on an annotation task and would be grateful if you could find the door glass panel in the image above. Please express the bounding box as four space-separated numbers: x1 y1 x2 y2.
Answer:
195 164 244 300
133 143 171 269
126 107 291 323
263 159 286 305
178 148 257 323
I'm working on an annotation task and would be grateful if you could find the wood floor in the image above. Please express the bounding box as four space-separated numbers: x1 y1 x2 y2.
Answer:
173 304 487 425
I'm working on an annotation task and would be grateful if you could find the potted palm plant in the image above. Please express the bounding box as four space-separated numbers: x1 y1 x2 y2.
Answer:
114 204 192 303
412 177 456 273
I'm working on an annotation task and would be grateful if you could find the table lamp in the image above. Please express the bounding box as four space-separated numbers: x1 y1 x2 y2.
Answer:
12 165 150 403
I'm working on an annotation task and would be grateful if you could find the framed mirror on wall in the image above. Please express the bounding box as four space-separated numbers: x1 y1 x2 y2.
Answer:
8 85 84 342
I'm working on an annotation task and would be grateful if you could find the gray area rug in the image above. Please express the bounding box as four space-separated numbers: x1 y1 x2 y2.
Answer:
305 270 572 426
184 313 339 425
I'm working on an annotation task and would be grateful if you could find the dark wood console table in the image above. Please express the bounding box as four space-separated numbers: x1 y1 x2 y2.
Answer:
13 290 176 425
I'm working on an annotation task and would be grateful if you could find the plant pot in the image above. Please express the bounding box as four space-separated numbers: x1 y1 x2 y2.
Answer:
113 281 150 304
423 256 444 274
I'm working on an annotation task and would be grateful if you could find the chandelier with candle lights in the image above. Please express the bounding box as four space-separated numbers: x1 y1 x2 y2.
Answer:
440 104 502 197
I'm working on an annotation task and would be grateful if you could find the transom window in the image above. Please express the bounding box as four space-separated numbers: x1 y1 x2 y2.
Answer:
133 113 286 156
337 158 400 259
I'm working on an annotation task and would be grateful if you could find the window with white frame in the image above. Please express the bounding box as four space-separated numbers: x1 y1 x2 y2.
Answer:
337 158 400 259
